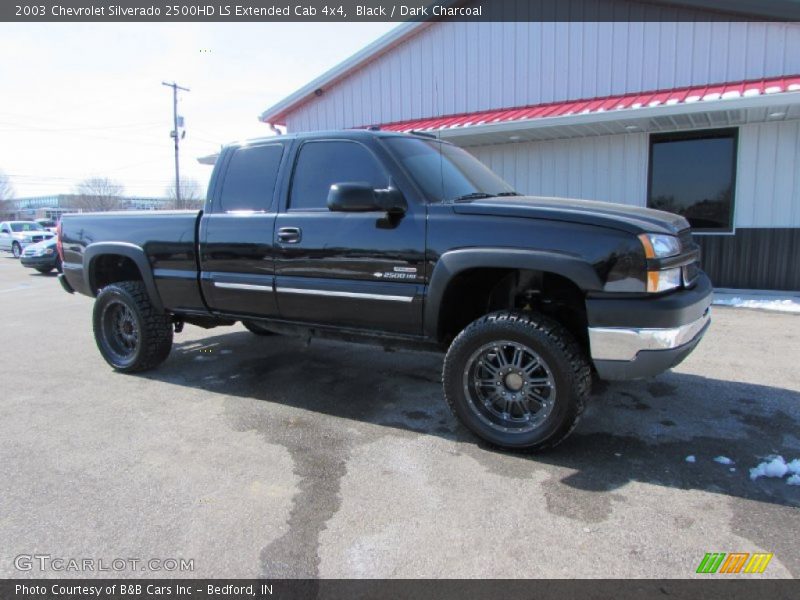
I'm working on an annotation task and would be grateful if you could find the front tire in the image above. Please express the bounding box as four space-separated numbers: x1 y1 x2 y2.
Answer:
12 242 21 258
93 281 173 372
442 311 591 451
36 266 53 274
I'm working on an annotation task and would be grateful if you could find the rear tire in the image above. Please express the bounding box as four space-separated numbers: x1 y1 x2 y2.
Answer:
93 281 173 372
442 310 591 452
242 320 277 336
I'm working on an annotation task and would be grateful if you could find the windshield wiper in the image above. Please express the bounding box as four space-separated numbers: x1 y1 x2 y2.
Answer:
452 192 495 202
495 191 522 197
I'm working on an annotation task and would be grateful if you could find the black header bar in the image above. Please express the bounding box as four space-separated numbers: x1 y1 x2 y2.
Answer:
3 0 800 23
2 579 800 600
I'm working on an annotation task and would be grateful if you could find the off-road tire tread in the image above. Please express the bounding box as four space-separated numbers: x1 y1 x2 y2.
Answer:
94 281 173 372
442 310 591 451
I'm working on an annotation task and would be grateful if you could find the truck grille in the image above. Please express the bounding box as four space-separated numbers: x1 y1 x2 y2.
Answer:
679 229 701 288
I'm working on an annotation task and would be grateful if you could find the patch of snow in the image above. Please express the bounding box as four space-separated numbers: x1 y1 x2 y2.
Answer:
787 459 800 475
749 456 789 480
714 456 734 465
787 474 800 486
713 294 800 313
685 455 696 463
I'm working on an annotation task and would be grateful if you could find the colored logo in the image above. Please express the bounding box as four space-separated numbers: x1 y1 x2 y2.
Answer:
696 552 773 574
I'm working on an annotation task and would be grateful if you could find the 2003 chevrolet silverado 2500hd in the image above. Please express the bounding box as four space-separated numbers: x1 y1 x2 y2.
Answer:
58 130 712 451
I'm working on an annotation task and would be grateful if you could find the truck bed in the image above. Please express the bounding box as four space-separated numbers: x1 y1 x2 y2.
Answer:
60 210 204 311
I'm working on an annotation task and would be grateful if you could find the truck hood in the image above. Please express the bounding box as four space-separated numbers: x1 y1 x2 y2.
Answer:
451 195 689 235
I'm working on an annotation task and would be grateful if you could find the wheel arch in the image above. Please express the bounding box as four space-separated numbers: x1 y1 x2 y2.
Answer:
425 248 602 342
83 242 164 312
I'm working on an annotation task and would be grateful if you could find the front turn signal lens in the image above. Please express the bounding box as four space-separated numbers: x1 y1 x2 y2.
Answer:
647 267 682 293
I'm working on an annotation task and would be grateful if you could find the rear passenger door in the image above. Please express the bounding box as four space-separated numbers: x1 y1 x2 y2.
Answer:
199 142 286 316
273 138 426 335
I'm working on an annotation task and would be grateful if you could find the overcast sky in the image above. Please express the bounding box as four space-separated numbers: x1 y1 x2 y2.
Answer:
0 22 396 199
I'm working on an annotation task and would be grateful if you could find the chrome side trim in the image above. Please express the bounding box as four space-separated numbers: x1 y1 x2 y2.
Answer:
214 282 273 292
276 287 414 303
588 308 711 361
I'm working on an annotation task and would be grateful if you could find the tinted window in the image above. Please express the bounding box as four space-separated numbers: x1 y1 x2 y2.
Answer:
385 137 515 202
648 129 737 231
290 140 388 210
219 144 284 212
10 222 45 232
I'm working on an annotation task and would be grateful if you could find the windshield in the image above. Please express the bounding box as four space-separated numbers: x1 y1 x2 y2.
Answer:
10 222 45 232
384 137 516 202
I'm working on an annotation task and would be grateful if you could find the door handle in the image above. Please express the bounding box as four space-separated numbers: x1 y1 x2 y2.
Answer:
277 227 302 243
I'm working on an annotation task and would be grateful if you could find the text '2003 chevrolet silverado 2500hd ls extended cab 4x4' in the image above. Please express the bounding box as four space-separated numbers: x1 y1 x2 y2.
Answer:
58 130 712 451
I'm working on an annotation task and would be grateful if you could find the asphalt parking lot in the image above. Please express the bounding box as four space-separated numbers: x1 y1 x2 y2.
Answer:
1 256 798 579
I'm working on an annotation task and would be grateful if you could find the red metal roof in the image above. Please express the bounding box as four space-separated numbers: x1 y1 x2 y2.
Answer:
374 75 800 133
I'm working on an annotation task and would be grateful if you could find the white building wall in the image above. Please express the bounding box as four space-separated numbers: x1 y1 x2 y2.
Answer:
736 120 800 228
465 119 800 229
470 133 649 207
285 11 800 131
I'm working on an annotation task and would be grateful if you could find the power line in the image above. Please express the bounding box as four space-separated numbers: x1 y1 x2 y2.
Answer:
0 115 165 132
0 123 169 148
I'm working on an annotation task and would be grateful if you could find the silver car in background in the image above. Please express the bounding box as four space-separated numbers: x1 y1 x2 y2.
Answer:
0 221 55 258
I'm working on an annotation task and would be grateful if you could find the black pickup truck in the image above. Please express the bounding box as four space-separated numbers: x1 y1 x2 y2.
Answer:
58 130 711 451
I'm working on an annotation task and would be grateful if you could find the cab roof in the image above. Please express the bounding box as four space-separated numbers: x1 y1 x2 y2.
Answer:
225 129 442 150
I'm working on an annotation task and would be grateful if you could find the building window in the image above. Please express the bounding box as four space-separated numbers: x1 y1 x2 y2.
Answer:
647 129 737 232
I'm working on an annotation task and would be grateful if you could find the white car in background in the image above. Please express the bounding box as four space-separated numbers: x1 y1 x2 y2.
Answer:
0 221 55 258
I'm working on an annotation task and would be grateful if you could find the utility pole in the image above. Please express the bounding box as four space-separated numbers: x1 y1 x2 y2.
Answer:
162 81 190 209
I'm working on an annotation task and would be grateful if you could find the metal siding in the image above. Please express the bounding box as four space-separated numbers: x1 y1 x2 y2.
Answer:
735 120 800 228
283 13 800 131
468 120 799 228
469 133 648 206
697 229 800 290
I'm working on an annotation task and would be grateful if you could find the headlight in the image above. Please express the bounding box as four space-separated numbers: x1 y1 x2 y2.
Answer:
23 237 33 243
37 248 55 256
638 233 680 259
646 267 682 293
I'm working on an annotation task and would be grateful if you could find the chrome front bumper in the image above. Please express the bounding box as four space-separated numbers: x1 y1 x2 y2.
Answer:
588 307 711 362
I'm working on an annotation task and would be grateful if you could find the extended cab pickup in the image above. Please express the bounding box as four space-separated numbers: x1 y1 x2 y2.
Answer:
58 130 711 451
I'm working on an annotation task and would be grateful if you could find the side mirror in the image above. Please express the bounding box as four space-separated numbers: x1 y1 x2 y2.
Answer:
327 182 407 215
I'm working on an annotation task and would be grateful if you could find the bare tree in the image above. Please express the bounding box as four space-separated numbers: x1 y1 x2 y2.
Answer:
0 170 15 219
71 177 124 211
165 179 204 210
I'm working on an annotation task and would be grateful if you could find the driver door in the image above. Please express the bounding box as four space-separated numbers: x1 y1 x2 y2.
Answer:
273 138 426 335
